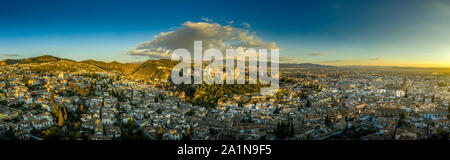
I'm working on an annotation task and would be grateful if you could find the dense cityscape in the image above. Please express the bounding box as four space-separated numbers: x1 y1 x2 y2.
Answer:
0 55 448 140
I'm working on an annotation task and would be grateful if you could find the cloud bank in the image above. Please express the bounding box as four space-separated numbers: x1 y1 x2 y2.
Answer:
127 21 278 59
2 54 19 57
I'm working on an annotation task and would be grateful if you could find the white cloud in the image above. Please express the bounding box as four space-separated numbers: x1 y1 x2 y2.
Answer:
128 21 278 59
201 18 213 22
128 49 172 59
240 22 251 28
226 20 234 25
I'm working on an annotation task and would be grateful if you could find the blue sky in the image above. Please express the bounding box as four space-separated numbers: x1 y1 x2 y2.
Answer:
1 0 449 67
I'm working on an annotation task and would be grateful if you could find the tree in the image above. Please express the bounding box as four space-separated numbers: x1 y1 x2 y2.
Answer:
113 88 118 97
301 92 308 99
128 116 135 130
63 107 68 121
448 106 450 119
80 104 84 112
180 91 185 98
397 114 405 127
157 127 163 140
275 120 294 139
4 129 18 140
186 127 190 136
182 126 191 140
50 91 55 103
185 110 195 116
58 111 64 127
41 126 63 140
273 107 281 114
32 100 36 109
75 131 84 140
429 128 449 140
156 108 162 114
259 135 266 140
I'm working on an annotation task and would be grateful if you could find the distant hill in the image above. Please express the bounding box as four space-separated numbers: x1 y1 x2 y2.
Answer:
0 55 181 80
0 59 21 65
0 55 339 80
280 63 335 68
0 55 75 66
80 59 138 75
0 55 106 73
30 60 105 73
18 55 75 64
1 55 448 79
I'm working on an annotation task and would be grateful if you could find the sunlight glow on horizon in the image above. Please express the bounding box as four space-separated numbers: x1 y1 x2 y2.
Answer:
1 0 450 68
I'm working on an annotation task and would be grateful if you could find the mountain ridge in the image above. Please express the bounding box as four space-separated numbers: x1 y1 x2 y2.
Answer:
0 55 178 80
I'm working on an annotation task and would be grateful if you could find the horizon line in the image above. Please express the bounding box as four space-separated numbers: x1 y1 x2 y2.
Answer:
1 54 450 69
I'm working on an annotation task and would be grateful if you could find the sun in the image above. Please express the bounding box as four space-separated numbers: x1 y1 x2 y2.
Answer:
443 52 450 68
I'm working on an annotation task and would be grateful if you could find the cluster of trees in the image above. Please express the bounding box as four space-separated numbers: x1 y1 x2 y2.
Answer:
67 79 96 97
120 116 151 140
429 128 449 140
3 129 19 140
50 99 86 128
241 116 253 123
339 125 376 140
38 126 64 140
109 87 118 97
272 107 281 114
437 81 447 87
275 89 286 102
154 93 166 103
298 80 323 92
292 90 309 99
65 74 117 98
178 83 263 107
22 74 31 88
280 77 296 83
156 108 162 114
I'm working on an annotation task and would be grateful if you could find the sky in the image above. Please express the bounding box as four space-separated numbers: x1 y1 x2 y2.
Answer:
0 0 449 67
